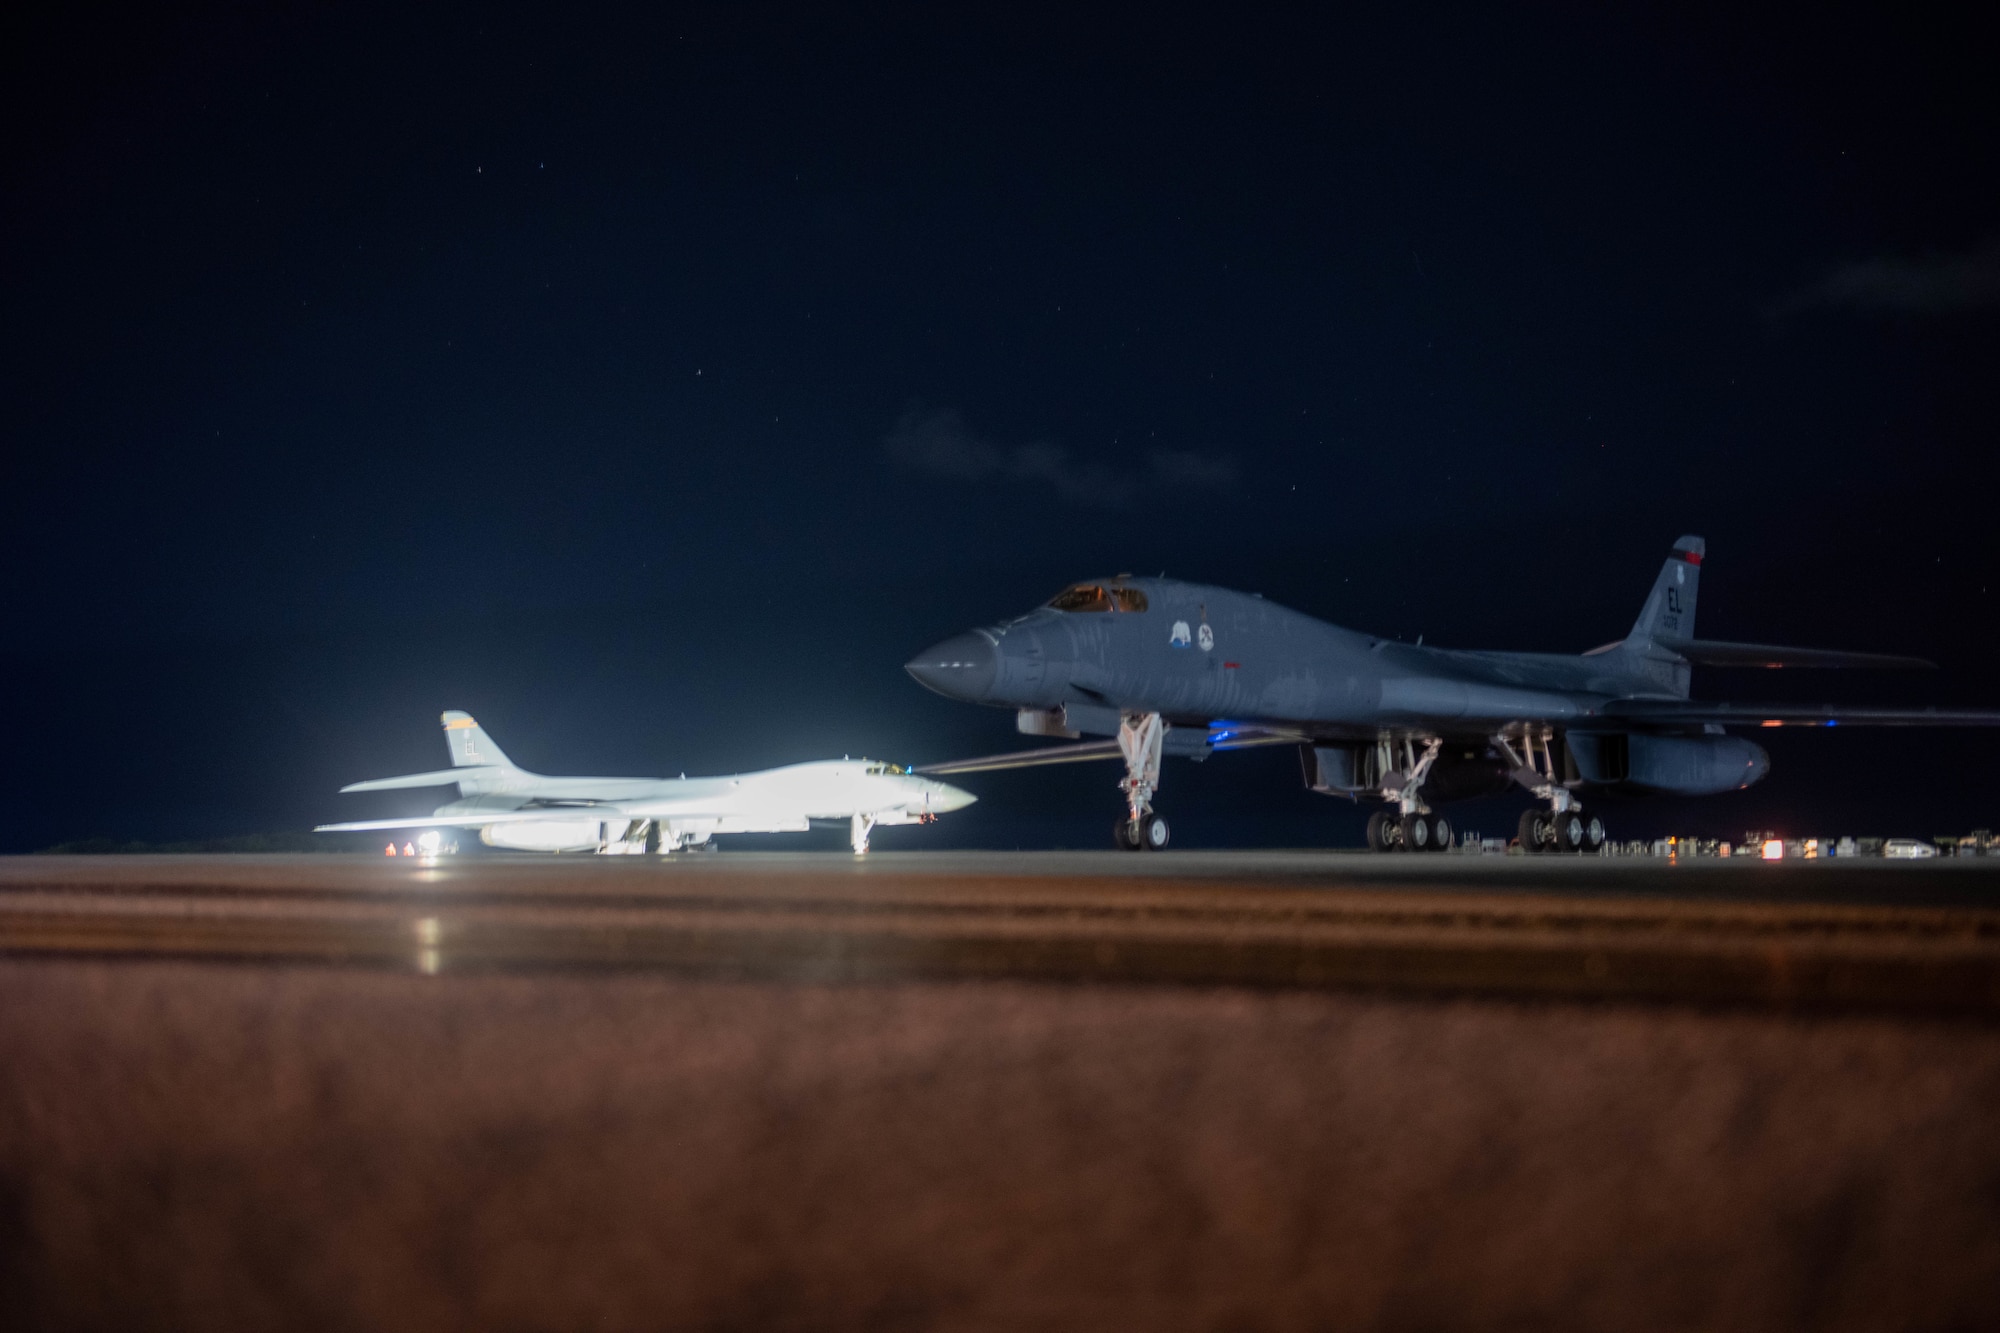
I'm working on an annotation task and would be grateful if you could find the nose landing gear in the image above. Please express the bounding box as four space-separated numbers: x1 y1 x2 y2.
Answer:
1114 712 1172 851
1116 811 1171 851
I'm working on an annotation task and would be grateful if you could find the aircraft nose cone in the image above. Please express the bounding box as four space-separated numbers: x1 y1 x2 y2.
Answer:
905 632 998 701
929 780 977 813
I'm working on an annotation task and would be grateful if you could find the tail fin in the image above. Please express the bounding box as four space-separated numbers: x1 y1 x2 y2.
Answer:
1628 535 1703 643
1615 536 1704 697
441 711 518 770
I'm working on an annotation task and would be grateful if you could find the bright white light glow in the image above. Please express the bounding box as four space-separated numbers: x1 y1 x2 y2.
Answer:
1762 839 1785 861
417 831 443 855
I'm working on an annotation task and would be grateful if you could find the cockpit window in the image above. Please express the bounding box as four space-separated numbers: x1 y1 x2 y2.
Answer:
863 761 911 775
1047 583 1149 613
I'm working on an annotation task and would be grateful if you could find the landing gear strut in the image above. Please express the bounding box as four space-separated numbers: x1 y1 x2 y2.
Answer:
1497 732 1605 854
1114 712 1171 851
1366 737 1452 853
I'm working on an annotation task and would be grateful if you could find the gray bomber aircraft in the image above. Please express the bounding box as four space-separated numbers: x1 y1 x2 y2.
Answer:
905 536 2000 852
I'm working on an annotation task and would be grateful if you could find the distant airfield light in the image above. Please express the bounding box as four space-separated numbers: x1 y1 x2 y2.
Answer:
1761 720 1783 728
1762 839 1785 861
385 843 397 856
403 842 417 857
418 831 443 856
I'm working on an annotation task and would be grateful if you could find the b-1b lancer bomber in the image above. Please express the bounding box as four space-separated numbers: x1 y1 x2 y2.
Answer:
317 712 974 853
906 536 2000 852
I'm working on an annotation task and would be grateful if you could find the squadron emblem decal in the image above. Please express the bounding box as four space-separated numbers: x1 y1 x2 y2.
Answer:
1197 624 1215 652
1169 620 1192 648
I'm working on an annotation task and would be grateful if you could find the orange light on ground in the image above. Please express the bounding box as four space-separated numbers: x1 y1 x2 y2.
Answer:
402 842 416 857
1762 839 1784 860
1761 720 1783 728
385 844 397 856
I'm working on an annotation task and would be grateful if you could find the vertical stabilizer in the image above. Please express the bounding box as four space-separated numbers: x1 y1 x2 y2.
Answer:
440 711 519 770
1618 536 1704 697
1628 536 1703 643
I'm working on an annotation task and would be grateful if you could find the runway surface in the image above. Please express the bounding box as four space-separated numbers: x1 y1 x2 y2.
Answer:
3 853 1998 1329
2 851 1998 1013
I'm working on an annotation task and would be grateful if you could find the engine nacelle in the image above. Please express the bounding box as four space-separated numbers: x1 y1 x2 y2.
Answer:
1567 732 1769 796
480 819 617 852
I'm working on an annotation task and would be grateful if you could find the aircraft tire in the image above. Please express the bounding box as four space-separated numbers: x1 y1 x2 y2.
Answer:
1552 809 1587 853
1399 812 1433 852
1583 815 1607 851
1366 811 1397 852
1115 819 1143 851
1430 814 1453 852
1517 808 1547 854
1140 812 1171 851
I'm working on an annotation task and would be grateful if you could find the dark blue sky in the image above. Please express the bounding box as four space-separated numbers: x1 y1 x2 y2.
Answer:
5 3 1998 849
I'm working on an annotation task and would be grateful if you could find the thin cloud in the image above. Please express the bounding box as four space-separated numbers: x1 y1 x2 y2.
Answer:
1776 238 2000 315
885 408 1235 507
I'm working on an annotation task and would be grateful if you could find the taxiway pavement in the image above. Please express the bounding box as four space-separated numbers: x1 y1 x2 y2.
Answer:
2 851 1997 1012
1 852 1996 1330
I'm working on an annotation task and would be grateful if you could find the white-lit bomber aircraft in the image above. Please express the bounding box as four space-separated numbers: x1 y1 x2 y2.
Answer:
316 712 975 854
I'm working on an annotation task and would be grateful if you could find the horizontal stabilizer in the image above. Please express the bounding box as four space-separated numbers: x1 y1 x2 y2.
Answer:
1602 701 2000 728
339 767 499 793
1653 636 1934 670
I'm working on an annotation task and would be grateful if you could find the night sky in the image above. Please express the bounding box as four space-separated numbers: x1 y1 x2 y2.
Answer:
6 3 1999 851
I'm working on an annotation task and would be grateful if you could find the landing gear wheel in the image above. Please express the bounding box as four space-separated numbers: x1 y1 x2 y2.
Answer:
1582 815 1606 852
1518 809 1549 854
1139 812 1170 851
1430 814 1454 853
1366 811 1398 853
1399 812 1433 852
1552 809 1587 853
1115 819 1142 851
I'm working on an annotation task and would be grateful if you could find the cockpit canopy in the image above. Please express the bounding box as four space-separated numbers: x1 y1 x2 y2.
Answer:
1047 581 1149 613
863 761 912 776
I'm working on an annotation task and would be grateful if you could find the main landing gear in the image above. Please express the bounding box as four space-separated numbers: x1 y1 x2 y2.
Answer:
1366 809 1454 853
1495 731 1607 854
1364 737 1453 853
1114 712 1171 851
1517 806 1606 854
